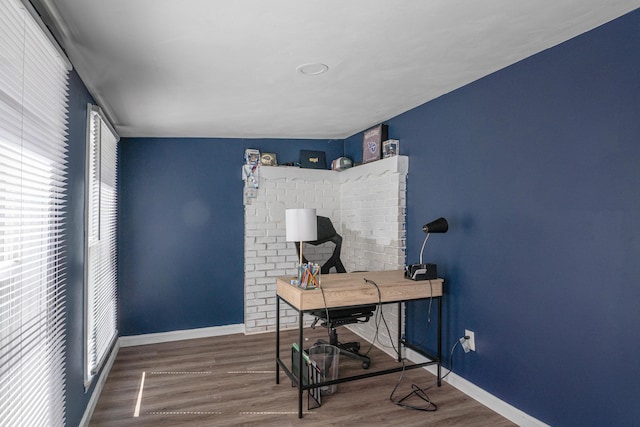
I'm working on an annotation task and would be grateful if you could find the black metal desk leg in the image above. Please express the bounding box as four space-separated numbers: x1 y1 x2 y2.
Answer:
298 310 304 418
437 296 442 386
276 296 280 384
397 302 402 362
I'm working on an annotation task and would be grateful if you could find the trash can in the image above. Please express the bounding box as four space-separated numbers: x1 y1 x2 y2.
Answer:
308 344 340 395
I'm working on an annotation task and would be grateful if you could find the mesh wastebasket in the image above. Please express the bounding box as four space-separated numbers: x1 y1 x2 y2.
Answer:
308 344 340 395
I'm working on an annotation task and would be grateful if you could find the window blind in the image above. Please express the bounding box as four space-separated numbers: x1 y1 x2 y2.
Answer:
0 0 70 425
84 105 118 387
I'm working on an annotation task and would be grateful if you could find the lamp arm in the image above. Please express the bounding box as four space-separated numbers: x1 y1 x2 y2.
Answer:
419 233 430 265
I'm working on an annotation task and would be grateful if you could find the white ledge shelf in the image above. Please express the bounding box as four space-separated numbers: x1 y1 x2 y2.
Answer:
242 155 408 183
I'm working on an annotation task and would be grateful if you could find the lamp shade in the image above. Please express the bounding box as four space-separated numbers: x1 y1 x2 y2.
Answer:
286 208 317 242
422 217 448 234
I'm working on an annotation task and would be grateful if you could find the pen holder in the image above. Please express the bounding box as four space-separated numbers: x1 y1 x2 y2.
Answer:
297 262 321 289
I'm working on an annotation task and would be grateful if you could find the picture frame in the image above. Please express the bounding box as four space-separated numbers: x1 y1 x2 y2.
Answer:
362 124 388 164
383 139 399 158
260 152 277 166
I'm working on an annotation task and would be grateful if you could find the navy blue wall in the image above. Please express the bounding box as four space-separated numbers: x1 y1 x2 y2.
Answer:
118 138 244 335
118 138 342 336
349 10 639 427
62 8 639 426
64 71 94 427
344 133 364 164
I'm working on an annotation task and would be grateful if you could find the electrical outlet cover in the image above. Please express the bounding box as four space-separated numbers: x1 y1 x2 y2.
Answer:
465 329 476 351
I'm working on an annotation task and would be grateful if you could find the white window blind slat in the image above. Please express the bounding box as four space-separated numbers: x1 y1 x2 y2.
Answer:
0 0 69 425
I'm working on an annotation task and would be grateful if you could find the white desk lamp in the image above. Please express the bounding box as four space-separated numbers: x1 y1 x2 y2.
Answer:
285 208 317 266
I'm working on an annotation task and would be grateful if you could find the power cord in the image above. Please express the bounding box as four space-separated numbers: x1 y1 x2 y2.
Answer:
318 277 381 349
361 277 472 413
363 278 400 357
389 335 469 412
407 279 434 348
318 283 333 345
361 278 384 357
317 276 388 353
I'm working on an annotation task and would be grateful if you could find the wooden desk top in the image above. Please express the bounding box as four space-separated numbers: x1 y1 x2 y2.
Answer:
276 270 443 311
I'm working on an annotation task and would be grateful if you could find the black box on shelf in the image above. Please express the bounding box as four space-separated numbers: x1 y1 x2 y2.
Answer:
299 150 327 169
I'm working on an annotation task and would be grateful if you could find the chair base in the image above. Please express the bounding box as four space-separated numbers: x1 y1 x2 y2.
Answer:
317 330 371 369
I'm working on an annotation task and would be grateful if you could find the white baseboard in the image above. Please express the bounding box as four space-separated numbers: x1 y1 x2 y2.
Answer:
119 323 245 347
405 348 549 427
79 340 121 427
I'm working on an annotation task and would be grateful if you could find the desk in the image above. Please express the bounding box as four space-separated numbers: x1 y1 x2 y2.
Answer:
275 270 444 418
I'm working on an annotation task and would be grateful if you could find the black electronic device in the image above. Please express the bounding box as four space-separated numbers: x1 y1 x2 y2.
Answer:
405 263 438 281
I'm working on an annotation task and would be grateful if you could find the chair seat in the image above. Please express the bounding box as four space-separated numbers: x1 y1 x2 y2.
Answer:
311 305 376 369
301 216 372 369
310 305 376 327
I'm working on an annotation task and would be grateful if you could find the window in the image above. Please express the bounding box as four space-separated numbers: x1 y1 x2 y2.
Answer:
84 105 119 388
0 0 71 425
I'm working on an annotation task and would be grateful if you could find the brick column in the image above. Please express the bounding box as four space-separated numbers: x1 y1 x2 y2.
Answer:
243 156 408 347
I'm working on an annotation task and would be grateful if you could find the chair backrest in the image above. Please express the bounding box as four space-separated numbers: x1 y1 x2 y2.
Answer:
295 216 346 274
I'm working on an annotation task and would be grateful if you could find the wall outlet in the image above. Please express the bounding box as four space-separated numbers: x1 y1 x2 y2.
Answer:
465 329 476 351
459 336 470 353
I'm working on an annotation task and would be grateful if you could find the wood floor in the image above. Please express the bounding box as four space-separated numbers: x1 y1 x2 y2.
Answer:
90 328 516 426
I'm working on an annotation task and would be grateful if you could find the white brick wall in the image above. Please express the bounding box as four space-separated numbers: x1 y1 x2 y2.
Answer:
243 156 408 356
336 156 408 355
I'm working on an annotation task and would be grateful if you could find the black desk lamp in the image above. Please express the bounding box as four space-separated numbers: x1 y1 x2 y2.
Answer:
406 217 448 281
422 217 448 234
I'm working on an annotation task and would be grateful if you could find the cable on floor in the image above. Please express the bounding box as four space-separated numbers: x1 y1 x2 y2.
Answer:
389 336 465 412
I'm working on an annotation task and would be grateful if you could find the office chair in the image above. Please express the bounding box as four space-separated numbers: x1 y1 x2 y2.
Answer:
296 216 373 369
295 216 346 274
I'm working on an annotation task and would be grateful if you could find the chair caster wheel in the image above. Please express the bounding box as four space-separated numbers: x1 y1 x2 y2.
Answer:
362 361 370 369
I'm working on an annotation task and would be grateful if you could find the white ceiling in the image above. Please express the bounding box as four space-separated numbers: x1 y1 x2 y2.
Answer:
36 0 639 139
